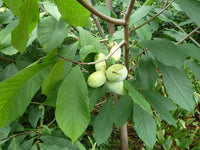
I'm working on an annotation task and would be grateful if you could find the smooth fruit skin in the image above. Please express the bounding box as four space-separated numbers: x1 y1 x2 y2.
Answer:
105 81 127 95
87 71 106 88
94 53 106 71
106 64 128 82
110 45 121 62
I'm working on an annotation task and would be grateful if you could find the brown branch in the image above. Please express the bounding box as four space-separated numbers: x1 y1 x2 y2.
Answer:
129 0 175 35
31 102 47 106
0 131 35 142
172 22 200 47
76 0 125 26
106 0 115 35
47 118 56 127
120 124 129 150
57 40 125 65
0 56 15 62
175 26 200 45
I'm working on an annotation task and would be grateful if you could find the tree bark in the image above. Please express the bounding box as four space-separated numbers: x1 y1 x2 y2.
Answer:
105 0 115 35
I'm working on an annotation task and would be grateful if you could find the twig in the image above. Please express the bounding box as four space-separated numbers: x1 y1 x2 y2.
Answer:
47 118 56 127
0 131 35 142
95 100 107 107
0 57 15 62
99 39 109 42
31 102 47 106
175 26 200 45
172 22 200 47
76 0 125 26
57 40 125 65
129 0 175 35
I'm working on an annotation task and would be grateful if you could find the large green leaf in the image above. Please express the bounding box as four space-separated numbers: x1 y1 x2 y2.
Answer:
54 0 90 26
176 0 200 26
141 40 185 68
43 2 61 21
0 55 56 128
124 80 152 115
114 95 132 128
159 63 195 111
78 28 108 56
143 90 177 126
0 63 19 82
179 43 200 61
11 0 39 53
133 103 156 148
3 0 23 16
42 60 65 96
79 45 97 61
93 98 114 145
135 55 159 89
186 60 200 81
130 6 154 25
135 19 152 40
37 16 68 52
55 66 90 142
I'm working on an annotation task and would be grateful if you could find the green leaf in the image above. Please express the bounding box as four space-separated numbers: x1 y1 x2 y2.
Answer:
93 98 114 145
78 27 108 55
130 6 154 25
55 66 90 142
135 19 152 40
0 55 56 128
40 135 79 150
114 95 132 128
43 2 61 21
94 6 110 16
21 138 35 150
176 0 200 26
2 0 23 16
0 125 10 142
141 40 185 68
8 138 22 150
143 90 177 126
79 45 97 61
42 60 65 95
135 55 159 89
124 80 152 115
179 43 200 61
0 63 19 82
186 60 200 81
11 0 39 53
159 63 195 111
28 106 43 128
133 103 156 148
54 0 90 26
37 16 68 52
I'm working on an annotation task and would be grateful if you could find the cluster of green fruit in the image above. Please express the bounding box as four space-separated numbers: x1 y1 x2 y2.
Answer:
87 42 127 95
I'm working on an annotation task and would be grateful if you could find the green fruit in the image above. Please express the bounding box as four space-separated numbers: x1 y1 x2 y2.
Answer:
87 71 106 88
105 81 127 95
94 53 106 71
106 64 128 82
110 45 121 62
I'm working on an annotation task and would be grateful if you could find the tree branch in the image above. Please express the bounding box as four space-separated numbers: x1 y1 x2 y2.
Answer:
175 26 200 45
57 40 125 65
172 22 200 47
76 0 125 26
129 0 175 35
0 56 15 62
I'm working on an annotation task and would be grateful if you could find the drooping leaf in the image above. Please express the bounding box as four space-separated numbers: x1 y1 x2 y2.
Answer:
176 0 200 26
37 16 68 52
114 95 132 128
93 98 114 145
0 55 56 128
143 90 177 126
124 80 152 115
55 66 90 142
28 105 43 128
133 103 156 148
130 6 154 25
54 0 90 26
186 60 200 81
159 63 195 111
78 27 108 56
42 60 65 96
79 45 97 61
141 40 185 68
7 138 22 150
2 0 23 16
0 63 19 82
11 0 39 53
0 125 10 141
135 55 159 89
